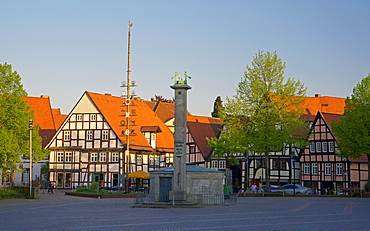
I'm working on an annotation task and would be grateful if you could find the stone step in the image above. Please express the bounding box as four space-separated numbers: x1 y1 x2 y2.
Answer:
132 202 203 208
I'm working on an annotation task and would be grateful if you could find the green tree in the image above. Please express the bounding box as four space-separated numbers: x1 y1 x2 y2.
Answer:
208 51 308 186
332 74 370 191
0 62 47 178
211 96 225 118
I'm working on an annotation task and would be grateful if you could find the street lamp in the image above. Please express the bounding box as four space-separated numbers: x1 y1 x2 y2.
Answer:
29 119 33 197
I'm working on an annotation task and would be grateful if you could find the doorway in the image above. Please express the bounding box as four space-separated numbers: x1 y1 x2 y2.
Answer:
57 172 72 188
159 177 172 202
93 173 104 184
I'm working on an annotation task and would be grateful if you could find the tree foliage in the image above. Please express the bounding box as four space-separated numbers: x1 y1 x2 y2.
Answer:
211 96 224 118
332 73 370 190
0 62 46 176
208 51 308 183
150 95 175 103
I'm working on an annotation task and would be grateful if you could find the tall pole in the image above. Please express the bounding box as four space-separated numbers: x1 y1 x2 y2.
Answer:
121 21 134 191
126 21 132 177
127 21 132 99
29 119 33 197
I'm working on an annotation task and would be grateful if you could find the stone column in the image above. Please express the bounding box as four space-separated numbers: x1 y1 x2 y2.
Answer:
169 78 191 202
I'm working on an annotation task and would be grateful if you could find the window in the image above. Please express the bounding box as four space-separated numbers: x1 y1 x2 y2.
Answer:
137 154 142 165
90 114 96 121
111 153 119 162
86 130 93 141
304 163 310 174
189 145 196 154
64 131 70 141
57 152 64 162
309 142 315 153
325 163 331 175
91 153 98 162
65 152 72 162
99 153 106 162
322 142 328 152
77 114 83 121
151 133 156 148
155 156 160 166
211 160 218 169
219 160 226 169
316 142 321 153
22 169 29 184
329 142 335 152
102 130 109 141
149 156 154 166
336 163 343 175
272 159 287 170
256 159 265 168
312 163 318 175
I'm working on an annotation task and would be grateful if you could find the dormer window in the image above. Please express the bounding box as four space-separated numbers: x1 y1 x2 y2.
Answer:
141 126 161 149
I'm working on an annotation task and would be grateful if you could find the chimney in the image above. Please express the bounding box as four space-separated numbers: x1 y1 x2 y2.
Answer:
315 94 321 97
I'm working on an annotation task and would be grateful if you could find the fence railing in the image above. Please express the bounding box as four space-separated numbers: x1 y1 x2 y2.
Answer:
134 193 237 205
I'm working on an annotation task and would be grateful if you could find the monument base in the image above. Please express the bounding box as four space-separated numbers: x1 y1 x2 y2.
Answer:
169 190 186 202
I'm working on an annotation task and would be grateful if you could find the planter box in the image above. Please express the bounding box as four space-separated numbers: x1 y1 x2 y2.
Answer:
65 192 139 198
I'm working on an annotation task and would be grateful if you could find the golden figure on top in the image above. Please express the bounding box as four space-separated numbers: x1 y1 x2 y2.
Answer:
171 71 191 86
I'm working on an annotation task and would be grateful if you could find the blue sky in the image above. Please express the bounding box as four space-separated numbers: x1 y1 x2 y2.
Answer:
1 0 369 116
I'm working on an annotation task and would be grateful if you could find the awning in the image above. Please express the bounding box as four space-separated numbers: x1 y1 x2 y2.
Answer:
126 170 150 179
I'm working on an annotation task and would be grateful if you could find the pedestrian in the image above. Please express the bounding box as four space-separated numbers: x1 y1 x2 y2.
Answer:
251 183 257 193
48 181 54 194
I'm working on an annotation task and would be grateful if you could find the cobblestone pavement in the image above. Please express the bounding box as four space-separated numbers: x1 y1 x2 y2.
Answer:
0 190 369 230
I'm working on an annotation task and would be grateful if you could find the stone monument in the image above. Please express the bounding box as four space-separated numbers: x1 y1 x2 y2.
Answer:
169 72 191 202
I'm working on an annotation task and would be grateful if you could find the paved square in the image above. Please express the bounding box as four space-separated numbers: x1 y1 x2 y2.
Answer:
0 191 369 230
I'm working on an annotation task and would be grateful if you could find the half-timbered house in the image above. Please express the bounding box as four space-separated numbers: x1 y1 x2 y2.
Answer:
186 115 223 166
214 94 349 192
46 91 174 189
300 111 368 194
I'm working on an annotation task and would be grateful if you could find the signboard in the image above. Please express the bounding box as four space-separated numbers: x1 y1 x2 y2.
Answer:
175 142 184 157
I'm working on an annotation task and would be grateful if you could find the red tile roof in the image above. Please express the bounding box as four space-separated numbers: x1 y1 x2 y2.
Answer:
51 108 67 129
321 112 342 131
86 92 174 152
26 96 55 130
25 96 66 148
144 101 192 123
187 115 223 160
350 154 368 163
303 96 345 115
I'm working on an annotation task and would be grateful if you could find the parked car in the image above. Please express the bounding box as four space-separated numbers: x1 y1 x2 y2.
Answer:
282 184 313 195
263 185 283 193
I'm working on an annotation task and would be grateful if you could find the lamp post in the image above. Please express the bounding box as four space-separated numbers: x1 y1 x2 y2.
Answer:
29 119 33 197
293 156 296 195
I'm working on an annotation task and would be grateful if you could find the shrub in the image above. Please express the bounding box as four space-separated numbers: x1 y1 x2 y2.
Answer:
89 182 99 192
0 189 17 199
